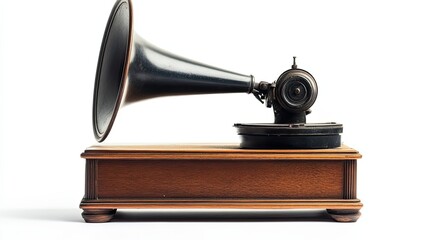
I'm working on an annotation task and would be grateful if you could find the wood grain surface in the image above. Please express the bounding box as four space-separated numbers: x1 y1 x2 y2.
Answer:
97 160 343 199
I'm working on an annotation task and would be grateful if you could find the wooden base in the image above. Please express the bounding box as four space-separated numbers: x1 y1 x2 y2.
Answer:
80 144 362 223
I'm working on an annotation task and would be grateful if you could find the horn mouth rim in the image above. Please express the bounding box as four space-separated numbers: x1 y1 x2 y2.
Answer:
93 0 133 142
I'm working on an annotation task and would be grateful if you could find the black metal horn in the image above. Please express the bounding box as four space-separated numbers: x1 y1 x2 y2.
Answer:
93 0 254 142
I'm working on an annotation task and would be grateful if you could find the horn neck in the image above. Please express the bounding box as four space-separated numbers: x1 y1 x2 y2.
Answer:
124 34 254 104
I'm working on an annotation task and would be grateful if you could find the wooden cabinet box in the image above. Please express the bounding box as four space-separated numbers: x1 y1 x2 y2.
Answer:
80 144 362 222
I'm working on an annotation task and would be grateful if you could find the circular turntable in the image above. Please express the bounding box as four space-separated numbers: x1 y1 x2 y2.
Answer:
234 122 343 149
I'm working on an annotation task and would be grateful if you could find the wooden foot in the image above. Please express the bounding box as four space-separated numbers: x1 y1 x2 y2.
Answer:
82 209 117 223
327 209 361 222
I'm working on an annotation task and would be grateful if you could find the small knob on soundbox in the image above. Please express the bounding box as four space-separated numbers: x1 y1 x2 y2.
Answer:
291 56 298 69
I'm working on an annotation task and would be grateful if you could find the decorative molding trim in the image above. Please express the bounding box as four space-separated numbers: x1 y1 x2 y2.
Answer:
84 160 98 200
343 160 357 199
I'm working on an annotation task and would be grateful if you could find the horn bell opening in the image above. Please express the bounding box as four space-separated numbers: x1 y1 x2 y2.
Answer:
93 0 133 142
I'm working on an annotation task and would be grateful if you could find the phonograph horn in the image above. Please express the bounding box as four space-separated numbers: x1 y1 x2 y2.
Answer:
93 0 343 149
93 0 255 142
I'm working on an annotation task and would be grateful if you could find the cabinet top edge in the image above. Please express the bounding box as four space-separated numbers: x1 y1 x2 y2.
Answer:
81 144 361 159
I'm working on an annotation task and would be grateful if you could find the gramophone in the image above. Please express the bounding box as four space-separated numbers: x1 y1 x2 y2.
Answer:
93 0 342 148
80 0 362 223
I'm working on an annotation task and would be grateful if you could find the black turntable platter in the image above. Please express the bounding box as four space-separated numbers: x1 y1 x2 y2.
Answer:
234 122 342 149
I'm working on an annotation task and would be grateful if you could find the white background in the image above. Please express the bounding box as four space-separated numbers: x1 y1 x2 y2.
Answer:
1 0 429 239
